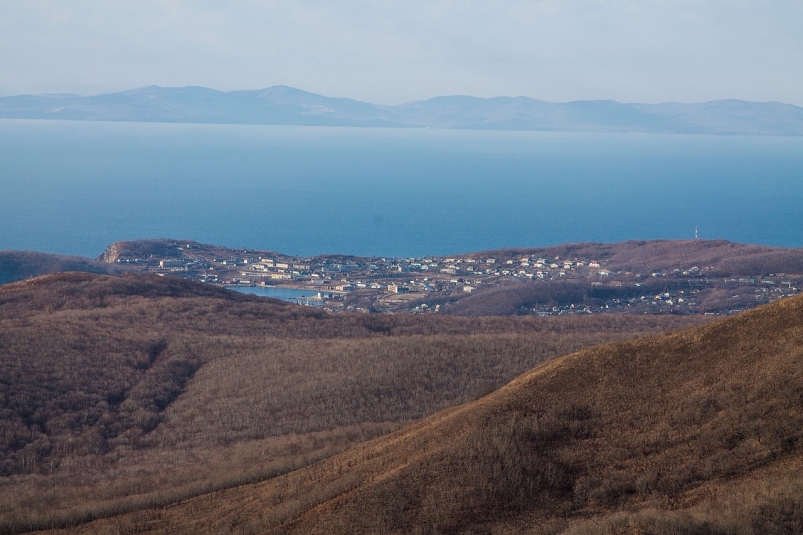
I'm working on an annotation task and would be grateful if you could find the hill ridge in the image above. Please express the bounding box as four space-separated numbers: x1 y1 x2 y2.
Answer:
2 85 803 135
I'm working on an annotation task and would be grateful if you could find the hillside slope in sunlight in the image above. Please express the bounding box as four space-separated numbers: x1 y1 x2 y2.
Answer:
58 291 803 534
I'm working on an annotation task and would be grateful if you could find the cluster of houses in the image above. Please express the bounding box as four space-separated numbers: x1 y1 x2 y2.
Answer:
115 243 800 316
139 250 615 312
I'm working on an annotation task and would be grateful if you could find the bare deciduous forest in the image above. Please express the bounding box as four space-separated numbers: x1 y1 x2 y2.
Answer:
0 272 704 532
46 289 803 535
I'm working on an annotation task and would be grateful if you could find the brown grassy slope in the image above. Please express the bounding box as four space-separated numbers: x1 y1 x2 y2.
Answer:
0 272 703 532
64 291 803 535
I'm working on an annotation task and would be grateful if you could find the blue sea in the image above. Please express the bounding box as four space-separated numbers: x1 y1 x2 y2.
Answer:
1 119 802 258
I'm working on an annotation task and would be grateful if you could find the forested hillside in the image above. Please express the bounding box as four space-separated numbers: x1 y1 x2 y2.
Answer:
0 272 700 533
50 290 803 535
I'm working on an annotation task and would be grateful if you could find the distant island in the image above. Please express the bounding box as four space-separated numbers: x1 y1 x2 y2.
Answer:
2 85 803 135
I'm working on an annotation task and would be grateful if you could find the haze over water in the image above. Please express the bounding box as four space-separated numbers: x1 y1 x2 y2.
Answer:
2 119 802 259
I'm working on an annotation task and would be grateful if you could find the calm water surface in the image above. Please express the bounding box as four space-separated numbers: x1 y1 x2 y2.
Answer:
1 119 802 258
232 286 318 300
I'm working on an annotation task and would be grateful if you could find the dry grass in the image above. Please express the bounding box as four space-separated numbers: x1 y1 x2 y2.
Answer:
561 463 803 535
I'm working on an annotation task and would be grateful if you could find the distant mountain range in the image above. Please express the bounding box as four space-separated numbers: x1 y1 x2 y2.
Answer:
2 85 803 135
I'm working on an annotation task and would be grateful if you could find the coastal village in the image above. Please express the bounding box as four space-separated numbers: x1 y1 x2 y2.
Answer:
103 239 802 316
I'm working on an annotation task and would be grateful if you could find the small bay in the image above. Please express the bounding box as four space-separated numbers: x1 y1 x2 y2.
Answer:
231 286 320 302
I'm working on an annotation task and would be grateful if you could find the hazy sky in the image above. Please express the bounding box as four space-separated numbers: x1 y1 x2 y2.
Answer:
1 1 801 105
